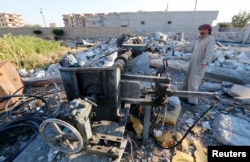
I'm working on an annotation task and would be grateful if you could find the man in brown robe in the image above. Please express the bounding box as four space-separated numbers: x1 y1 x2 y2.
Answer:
181 24 215 105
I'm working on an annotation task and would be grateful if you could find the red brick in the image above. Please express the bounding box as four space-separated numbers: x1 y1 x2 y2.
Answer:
0 61 24 112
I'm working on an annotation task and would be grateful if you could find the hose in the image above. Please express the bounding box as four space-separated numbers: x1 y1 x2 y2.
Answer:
0 113 47 162
153 103 217 149
0 79 60 162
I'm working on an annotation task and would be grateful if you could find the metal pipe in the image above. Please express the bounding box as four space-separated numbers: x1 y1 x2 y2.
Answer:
142 105 151 143
171 90 218 99
121 74 171 84
112 50 132 73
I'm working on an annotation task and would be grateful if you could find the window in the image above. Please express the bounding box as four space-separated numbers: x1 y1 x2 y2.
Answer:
167 21 172 24
121 25 127 27
141 21 145 25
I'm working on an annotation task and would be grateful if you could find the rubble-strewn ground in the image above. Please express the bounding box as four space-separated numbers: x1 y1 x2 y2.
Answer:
1 37 250 162
0 67 240 162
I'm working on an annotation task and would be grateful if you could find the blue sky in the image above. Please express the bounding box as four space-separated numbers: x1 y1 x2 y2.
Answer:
1 0 249 27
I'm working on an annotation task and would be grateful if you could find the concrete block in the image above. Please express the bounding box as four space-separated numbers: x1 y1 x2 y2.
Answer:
229 84 250 97
238 58 250 64
213 114 250 145
0 61 24 112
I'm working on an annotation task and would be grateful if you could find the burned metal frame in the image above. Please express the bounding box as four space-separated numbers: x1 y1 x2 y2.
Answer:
60 66 121 121
59 64 173 143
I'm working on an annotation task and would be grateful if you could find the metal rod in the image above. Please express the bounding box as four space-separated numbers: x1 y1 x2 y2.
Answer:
171 90 218 99
142 105 151 143
120 97 152 104
121 74 170 84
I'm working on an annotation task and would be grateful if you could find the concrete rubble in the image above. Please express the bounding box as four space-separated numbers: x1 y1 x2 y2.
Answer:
1 32 249 161
213 114 250 145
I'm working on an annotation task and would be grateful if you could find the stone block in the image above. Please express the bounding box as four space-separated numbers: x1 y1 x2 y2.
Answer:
0 61 24 112
213 114 250 145
238 58 250 64
229 84 250 97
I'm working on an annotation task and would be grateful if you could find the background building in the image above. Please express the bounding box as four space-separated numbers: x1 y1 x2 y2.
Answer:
62 13 86 27
0 13 24 28
62 11 218 32
49 23 57 27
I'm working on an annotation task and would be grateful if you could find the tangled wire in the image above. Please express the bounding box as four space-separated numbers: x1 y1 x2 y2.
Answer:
0 80 62 162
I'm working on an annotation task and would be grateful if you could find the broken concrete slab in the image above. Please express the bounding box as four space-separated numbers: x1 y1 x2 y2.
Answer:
128 52 151 75
199 82 222 92
238 58 250 64
152 96 182 126
229 84 250 97
205 66 250 85
150 58 189 71
234 97 250 105
213 114 250 146
150 58 250 85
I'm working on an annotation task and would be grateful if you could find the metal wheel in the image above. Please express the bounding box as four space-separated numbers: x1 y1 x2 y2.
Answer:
39 118 84 154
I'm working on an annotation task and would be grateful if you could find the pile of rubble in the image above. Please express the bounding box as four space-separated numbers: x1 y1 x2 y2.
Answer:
19 34 250 104
1 33 250 162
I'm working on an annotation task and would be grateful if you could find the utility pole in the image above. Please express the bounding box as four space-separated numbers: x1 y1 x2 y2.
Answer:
40 8 47 27
163 2 169 31
193 0 198 26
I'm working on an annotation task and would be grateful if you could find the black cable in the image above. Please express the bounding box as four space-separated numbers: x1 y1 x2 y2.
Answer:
3 79 60 118
1 94 48 119
10 79 60 96
153 103 217 149
3 79 59 110
91 48 128 63
0 113 46 162
149 105 162 135
0 80 59 161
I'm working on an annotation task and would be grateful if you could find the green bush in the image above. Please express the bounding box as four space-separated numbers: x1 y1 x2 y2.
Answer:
33 30 42 35
218 22 231 28
52 28 64 37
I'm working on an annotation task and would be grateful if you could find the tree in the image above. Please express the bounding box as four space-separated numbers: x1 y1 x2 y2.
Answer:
231 10 250 28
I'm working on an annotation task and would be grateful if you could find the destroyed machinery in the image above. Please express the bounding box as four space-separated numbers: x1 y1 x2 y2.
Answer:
39 38 218 162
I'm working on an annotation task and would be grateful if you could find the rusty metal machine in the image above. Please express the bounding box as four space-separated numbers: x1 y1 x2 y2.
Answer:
39 47 217 161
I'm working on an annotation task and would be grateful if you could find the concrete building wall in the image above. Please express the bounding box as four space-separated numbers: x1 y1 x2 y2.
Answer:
64 11 218 33
97 13 122 27
0 27 130 39
85 11 218 33
0 27 249 43
86 16 103 27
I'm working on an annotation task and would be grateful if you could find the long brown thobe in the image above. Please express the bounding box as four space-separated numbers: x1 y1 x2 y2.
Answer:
181 35 215 104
